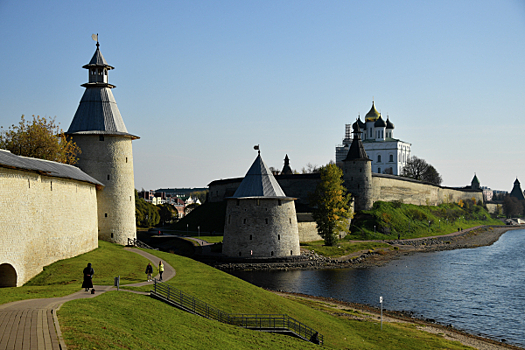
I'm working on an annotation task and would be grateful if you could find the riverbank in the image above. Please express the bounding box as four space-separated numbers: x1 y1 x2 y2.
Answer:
272 290 524 350
214 225 521 271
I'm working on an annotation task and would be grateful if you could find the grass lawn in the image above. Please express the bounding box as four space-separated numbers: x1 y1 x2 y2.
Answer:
189 235 223 243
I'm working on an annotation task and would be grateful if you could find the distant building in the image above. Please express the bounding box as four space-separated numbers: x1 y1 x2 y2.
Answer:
336 102 411 175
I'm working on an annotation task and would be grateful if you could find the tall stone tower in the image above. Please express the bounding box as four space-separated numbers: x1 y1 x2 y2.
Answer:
223 151 300 258
66 39 139 245
342 123 373 211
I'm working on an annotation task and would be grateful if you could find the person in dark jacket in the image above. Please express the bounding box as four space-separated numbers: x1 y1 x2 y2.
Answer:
145 263 153 281
82 263 94 292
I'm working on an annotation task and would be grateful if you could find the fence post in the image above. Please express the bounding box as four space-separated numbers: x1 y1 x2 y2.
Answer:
167 284 170 300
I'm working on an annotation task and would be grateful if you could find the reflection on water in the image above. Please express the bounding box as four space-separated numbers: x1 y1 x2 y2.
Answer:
230 229 525 347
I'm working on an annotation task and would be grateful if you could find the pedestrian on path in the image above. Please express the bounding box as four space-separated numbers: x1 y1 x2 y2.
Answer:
82 263 94 292
158 261 164 281
145 262 153 281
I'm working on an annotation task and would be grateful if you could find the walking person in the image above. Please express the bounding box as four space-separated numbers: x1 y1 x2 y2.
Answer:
82 263 94 292
158 261 164 281
145 262 153 281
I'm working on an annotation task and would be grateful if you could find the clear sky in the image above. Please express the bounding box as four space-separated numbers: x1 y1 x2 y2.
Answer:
1 0 524 192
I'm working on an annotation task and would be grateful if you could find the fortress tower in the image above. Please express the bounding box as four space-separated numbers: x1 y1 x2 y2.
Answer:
66 39 139 245
342 123 373 211
223 151 300 258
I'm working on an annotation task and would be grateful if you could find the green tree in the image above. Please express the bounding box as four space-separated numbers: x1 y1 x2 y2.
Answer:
503 195 523 218
135 190 160 227
189 190 208 204
0 115 81 164
158 203 178 224
309 164 352 246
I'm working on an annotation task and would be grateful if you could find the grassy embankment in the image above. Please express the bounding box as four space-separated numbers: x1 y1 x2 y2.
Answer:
1 241 474 349
302 201 500 257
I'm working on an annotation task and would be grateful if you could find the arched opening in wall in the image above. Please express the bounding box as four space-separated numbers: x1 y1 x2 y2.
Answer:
290 250 293 256
0 263 17 287
239 252 242 256
271 251 274 256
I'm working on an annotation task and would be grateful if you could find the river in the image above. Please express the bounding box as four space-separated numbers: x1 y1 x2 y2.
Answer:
229 229 525 347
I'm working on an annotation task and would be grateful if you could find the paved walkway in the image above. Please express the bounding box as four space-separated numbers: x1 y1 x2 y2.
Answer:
0 248 175 350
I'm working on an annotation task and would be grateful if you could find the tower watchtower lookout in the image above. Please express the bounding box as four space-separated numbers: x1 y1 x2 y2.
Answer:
66 38 139 245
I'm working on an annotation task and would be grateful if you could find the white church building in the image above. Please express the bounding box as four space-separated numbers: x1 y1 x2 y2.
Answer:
336 102 411 175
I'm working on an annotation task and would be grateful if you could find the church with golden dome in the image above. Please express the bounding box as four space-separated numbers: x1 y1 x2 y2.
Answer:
335 101 411 175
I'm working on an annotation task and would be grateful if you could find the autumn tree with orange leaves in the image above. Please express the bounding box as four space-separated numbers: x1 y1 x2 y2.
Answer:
0 115 81 164
310 163 352 246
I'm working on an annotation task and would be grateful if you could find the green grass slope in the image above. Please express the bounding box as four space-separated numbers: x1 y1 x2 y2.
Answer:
351 201 500 240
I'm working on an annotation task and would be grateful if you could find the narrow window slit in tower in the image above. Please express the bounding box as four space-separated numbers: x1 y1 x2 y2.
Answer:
278 234 280 240
107 175 110 180
250 235 252 240
99 135 104 141
105 213 108 217
265 218 268 224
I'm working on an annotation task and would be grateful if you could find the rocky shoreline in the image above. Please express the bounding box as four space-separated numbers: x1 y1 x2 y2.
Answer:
214 225 520 272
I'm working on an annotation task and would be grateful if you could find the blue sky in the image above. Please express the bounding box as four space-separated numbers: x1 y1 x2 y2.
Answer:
1 0 524 192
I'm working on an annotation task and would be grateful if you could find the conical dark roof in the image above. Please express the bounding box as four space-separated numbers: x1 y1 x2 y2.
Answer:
510 178 525 200
344 124 370 161
281 154 293 175
67 44 137 139
232 154 287 198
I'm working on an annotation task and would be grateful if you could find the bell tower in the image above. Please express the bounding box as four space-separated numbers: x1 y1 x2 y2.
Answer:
66 37 139 245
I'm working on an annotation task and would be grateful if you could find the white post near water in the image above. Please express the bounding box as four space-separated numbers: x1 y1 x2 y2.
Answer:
380 296 383 330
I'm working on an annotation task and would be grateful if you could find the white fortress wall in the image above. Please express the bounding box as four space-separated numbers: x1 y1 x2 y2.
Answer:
0 167 98 286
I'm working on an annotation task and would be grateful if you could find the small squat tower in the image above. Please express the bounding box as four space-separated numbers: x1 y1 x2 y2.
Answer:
342 123 373 211
66 38 139 245
223 151 300 258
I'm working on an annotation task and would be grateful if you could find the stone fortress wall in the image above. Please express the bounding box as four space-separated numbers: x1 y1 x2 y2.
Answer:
372 174 484 206
0 167 99 287
223 198 300 257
